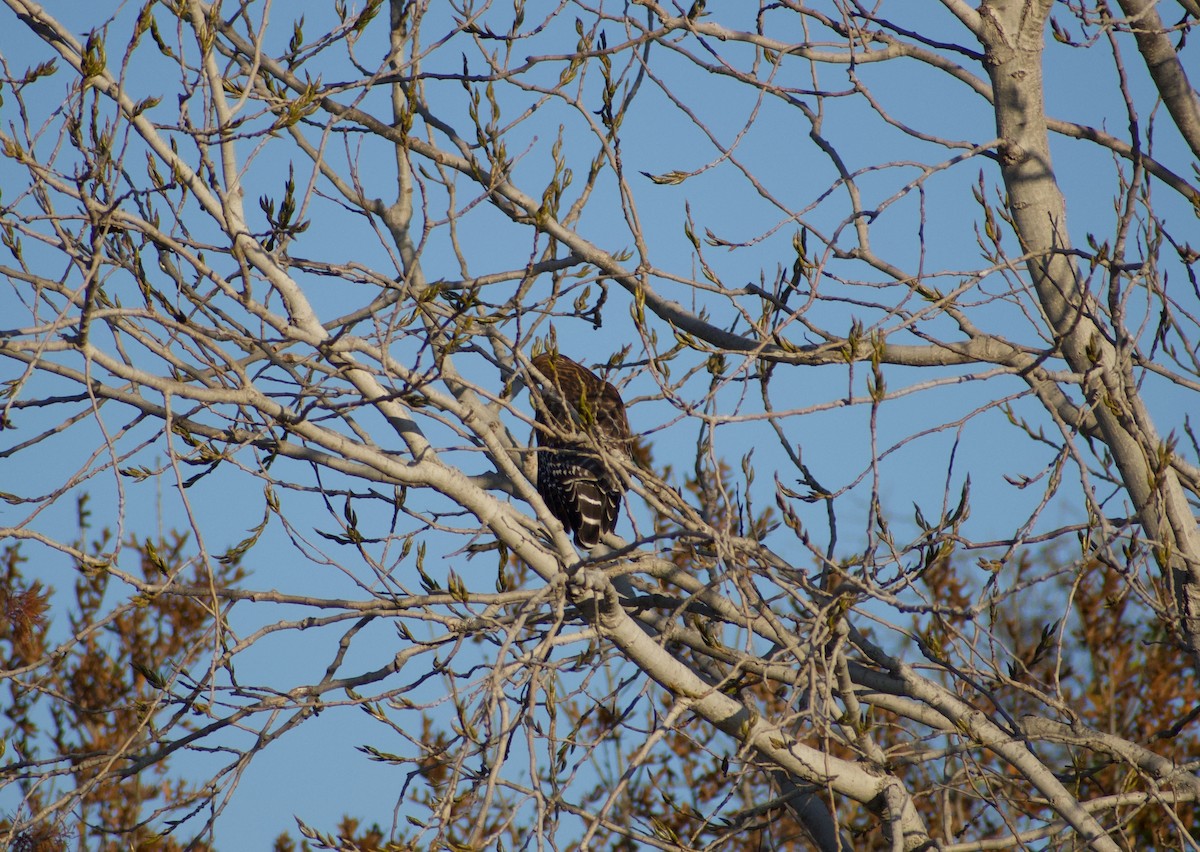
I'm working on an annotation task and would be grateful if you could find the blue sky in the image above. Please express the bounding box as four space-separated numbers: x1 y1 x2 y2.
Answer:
2 1 1197 847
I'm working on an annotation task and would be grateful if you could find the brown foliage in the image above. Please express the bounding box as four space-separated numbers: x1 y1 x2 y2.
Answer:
1 497 240 850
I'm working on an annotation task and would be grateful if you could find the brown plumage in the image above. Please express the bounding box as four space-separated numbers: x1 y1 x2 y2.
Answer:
530 351 632 549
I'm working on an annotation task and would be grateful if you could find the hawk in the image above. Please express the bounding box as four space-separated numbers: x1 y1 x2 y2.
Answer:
530 351 632 549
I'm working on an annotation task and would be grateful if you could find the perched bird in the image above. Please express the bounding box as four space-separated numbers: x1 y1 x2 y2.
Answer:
530 351 632 549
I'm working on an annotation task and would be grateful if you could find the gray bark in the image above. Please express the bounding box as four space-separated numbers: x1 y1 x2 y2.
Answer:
979 0 1200 668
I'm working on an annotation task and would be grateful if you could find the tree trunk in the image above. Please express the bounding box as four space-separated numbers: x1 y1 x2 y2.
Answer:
979 0 1200 669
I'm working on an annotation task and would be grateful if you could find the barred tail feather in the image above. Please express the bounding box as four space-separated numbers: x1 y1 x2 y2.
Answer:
571 480 605 548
